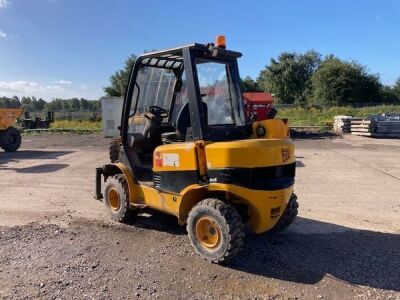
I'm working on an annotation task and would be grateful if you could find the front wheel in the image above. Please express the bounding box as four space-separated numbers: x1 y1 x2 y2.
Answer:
103 175 137 222
187 198 245 263
0 127 21 152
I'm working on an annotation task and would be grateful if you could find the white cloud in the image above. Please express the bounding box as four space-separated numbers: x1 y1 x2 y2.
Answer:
0 80 102 100
0 0 9 8
0 30 7 38
0 80 63 93
56 79 72 85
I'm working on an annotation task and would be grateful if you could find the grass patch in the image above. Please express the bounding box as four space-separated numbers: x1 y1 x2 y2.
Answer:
50 120 102 131
277 105 400 126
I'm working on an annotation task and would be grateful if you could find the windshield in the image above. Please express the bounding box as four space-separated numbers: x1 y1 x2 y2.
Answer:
196 60 245 126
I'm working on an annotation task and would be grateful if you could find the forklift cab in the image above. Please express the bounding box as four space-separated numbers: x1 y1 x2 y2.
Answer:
120 41 248 182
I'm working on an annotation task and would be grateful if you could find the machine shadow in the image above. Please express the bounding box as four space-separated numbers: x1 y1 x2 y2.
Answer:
227 217 399 291
290 130 341 140
126 210 186 235
4 163 70 173
0 150 74 165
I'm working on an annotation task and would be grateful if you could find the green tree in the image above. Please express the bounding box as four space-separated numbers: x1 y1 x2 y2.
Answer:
310 57 382 106
257 50 321 104
0 96 21 108
69 98 80 111
21 96 34 111
393 78 400 99
380 85 400 103
45 99 63 111
34 98 46 111
104 54 136 97
241 76 262 92
79 98 90 110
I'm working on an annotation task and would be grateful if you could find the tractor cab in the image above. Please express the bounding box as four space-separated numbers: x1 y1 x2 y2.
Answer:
120 39 249 182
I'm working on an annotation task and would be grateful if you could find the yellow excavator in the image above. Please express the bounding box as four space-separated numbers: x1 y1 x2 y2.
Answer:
96 36 298 263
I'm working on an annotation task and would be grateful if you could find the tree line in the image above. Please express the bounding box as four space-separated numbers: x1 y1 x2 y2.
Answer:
243 51 400 106
104 51 400 107
3 50 398 110
0 96 101 112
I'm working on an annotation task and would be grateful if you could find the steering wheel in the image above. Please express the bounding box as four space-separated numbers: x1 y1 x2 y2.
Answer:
147 106 169 119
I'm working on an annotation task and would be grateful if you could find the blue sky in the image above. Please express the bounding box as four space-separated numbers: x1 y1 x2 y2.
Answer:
0 0 399 100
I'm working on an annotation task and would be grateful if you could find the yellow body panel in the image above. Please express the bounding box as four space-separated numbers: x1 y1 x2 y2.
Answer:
250 119 290 139
153 142 198 172
140 186 179 215
115 162 182 216
0 109 23 130
208 183 293 233
176 183 293 233
205 139 295 168
111 118 295 234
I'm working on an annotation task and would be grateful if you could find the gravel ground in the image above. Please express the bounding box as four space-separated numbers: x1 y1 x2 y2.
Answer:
0 133 399 299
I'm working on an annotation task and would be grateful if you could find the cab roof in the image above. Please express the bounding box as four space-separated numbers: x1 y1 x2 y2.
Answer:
138 43 242 69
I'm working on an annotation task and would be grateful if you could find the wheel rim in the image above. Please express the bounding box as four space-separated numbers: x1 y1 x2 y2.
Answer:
195 216 222 249
108 188 120 211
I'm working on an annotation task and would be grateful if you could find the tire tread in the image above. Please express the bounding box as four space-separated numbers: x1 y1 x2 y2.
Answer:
187 198 245 263
271 193 298 232
104 174 136 222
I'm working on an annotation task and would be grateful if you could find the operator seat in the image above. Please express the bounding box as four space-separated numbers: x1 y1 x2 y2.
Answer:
161 102 208 144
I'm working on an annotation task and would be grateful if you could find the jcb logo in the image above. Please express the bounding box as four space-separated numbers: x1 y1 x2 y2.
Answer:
281 149 290 163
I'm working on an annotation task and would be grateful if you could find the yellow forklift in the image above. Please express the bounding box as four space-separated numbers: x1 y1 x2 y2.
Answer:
96 36 298 263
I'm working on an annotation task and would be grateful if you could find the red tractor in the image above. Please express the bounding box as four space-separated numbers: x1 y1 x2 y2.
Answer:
243 92 276 121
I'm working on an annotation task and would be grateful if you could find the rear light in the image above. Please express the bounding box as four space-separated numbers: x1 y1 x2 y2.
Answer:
154 152 163 167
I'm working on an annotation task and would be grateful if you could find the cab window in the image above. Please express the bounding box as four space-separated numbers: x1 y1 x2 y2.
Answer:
195 60 245 126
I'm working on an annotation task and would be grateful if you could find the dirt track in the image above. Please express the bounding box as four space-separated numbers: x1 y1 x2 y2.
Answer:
0 133 399 299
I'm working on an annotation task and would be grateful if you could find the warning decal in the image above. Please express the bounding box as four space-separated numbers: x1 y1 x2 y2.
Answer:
162 153 180 167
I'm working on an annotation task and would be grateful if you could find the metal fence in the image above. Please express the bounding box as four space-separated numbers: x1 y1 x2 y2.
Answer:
27 110 102 121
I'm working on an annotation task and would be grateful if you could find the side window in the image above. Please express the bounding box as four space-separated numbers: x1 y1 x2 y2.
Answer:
133 67 176 115
196 61 235 125
129 66 176 133
171 71 188 123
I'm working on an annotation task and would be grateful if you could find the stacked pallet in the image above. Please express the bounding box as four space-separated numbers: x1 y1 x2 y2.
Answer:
350 119 374 135
333 115 353 133
350 114 400 138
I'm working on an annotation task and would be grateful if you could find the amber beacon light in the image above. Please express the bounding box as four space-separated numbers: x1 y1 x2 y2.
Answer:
215 35 226 49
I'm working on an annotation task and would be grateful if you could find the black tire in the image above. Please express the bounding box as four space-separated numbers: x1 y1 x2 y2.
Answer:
0 127 21 152
187 198 245 263
109 136 121 163
271 193 298 232
104 175 137 222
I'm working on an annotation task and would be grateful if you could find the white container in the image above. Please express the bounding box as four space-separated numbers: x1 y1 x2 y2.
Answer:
101 97 124 137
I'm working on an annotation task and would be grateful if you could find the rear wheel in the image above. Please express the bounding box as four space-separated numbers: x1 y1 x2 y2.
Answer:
0 127 21 152
109 136 121 163
271 193 298 232
187 198 245 263
104 175 137 222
